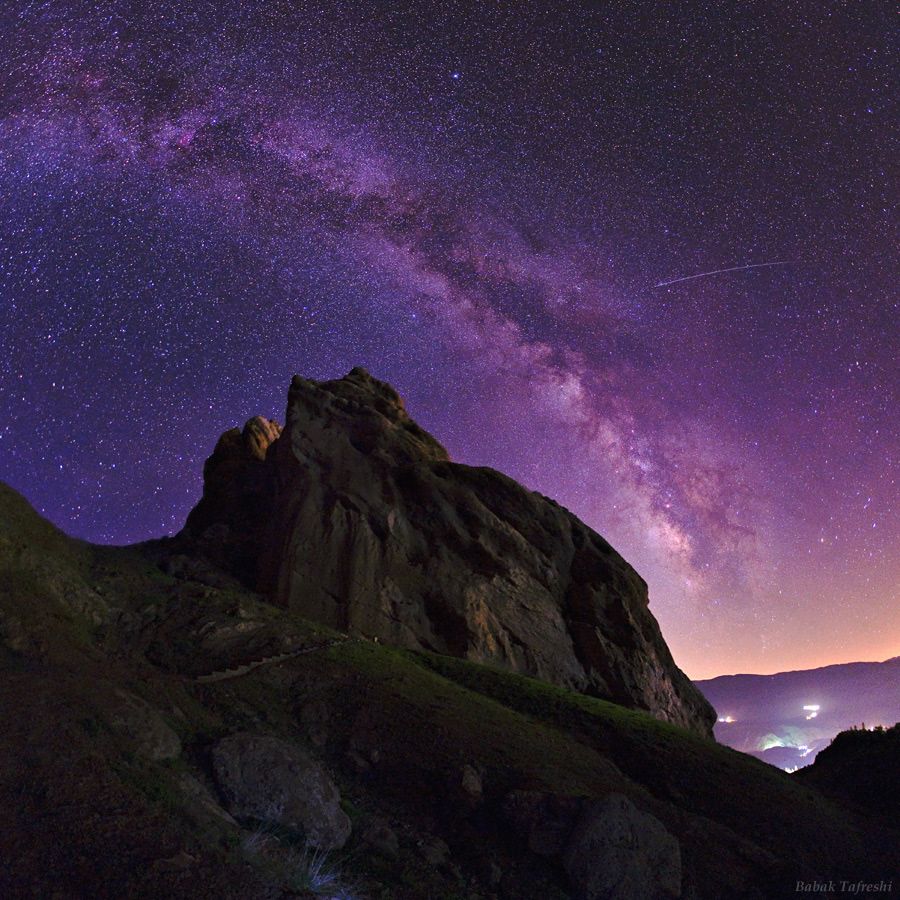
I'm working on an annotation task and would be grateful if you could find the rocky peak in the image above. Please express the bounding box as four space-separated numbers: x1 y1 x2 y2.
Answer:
242 416 282 461
285 369 449 466
180 369 716 738
181 416 282 584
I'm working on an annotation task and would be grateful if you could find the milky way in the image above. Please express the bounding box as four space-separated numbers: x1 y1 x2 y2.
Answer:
0 1 896 677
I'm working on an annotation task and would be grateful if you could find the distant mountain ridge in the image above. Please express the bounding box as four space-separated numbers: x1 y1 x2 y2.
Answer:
695 656 900 770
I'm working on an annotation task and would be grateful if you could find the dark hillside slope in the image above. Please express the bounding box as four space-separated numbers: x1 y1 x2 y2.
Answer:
795 723 900 824
1 482 898 898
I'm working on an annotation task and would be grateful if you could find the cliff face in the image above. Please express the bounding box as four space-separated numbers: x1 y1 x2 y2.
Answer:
182 368 715 737
183 415 283 585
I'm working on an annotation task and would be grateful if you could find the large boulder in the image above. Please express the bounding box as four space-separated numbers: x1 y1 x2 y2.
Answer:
211 732 351 850
563 793 681 900
182 368 715 737
502 789 583 857
103 689 181 761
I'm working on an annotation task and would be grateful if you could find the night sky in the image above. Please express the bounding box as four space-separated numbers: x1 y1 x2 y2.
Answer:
1 1 896 679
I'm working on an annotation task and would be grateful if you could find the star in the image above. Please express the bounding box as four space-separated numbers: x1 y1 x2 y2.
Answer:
0 0 894 680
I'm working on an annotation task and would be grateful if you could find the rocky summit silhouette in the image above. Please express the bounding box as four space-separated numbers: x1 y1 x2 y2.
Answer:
179 367 715 737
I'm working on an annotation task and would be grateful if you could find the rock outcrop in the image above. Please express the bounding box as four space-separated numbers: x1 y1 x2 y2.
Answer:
563 794 682 900
183 416 283 585
503 789 682 898
103 689 182 761
180 368 715 737
211 732 351 850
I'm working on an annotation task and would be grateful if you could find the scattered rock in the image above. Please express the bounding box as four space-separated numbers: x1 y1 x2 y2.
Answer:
149 851 195 874
159 553 240 589
175 772 238 827
362 817 399 859
0 610 29 654
502 790 582 857
211 732 351 850
106 689 181 761
299 699 330 747
460 764 483 801
562 793 681 899
419 835 451 868
345 750 370 773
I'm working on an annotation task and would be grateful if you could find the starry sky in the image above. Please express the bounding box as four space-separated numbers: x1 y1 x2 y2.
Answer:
0 1 896 679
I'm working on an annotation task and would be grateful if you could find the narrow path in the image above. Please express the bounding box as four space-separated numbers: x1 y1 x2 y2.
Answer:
195 637 347 683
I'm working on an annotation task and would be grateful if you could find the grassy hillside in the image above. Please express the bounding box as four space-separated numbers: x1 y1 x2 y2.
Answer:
1 482 897 898
795 723 900 824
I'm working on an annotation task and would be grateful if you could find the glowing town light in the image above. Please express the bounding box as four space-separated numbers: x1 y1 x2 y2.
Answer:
717 715 735 724
803 704 820 720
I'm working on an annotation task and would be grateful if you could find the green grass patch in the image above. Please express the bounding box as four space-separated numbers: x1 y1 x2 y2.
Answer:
324 640 627 796
398 648 866 867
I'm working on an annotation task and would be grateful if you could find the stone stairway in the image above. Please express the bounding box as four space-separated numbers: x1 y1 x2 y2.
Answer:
194 637 347 683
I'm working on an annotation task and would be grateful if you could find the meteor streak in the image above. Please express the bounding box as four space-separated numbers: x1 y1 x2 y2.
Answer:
654 261 793 288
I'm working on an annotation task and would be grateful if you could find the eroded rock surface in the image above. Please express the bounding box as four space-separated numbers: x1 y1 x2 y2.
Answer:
211 732 351 850
183 416 282 584
182 368 715 736
104 689 181 761
563 793 682 900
